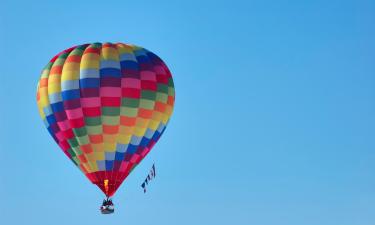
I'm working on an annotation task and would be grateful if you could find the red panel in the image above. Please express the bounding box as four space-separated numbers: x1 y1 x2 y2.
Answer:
69 118 85 128
82 107 101 117
59 140 70 151
141 80 157 91
66 55 81 63
101 97 121 107
84 47 100 54
63 129 74 139
81 144 93 154
156 74 169 84
122 88 141 98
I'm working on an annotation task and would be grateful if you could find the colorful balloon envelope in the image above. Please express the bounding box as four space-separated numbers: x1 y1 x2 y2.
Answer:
36 43 175 197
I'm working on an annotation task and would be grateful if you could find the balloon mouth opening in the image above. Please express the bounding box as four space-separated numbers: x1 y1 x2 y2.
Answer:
86 171 131 197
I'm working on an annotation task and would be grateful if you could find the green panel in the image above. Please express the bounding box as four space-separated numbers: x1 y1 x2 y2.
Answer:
102 116 120 125
122 98 139 108
76 135 90 145
86 125 102 134
157 84 169 94
168 77 174 86
68 138 79 148
91 43 102 48
85 117 101 126
68 149 76 157
73 127 87 137
156 92 168 103
139 99 155 109
73 146 82 155
120 107 138 117
102 107 120 116
168 87 175 96
141 90 156 100
72 157 79 166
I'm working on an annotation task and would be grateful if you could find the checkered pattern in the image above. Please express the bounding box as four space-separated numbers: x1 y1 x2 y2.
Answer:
36 43 175 197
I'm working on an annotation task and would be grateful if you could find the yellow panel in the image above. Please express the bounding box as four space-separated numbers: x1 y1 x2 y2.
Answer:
148 120 159 130
94 152 105 160
116 43 134 54
101 47 119 61
134 127 146 136
135 118 149 128
81 53 100 69
38 107 45 119
48 84 61 94
117 134 131 144
161 113 169 124
88 161 98 172
104 142 116 152
61 63 80 81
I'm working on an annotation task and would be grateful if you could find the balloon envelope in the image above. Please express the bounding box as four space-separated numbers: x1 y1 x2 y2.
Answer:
36 43 175 196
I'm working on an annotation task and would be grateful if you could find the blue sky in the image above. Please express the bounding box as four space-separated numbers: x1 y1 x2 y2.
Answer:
1 0 375 224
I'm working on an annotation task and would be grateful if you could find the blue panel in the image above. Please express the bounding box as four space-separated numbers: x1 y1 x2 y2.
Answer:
115 152 125 161
99 68 121 77
100 60 120 69
80 78 100 88
97 160 106 171
105 152 115 161
46 114 56 125
81 69 99 78
49 92 62 104
130 135 142 145
120 61 139 70
47 127 58 143
126 144 138 154
140 137 150 147
43 106 53 116
151 130 161 142
154 128 166 142
133 49 147 57
105 160 114 170
61 89 80 100
146 52 158 60
136 55 150 63
115 143 128 153
50 102 64 112
61 80 79 90
144 128 155 139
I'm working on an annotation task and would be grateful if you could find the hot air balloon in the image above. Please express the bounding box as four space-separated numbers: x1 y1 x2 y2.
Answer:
36 42 175 213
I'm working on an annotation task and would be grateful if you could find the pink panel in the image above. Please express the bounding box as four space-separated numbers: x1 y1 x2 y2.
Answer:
81 97 100 107
119 162 129 172
66 108 83 119
130 154 139 163
153 65 166 74
140 71 156 81
122 78 140 88
100 87 121 97
57 120 70 131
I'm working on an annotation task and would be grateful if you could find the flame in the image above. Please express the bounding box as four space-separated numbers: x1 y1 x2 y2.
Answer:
104 179 109 194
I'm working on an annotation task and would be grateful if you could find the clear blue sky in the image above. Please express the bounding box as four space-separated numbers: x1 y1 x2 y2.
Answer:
0 0 374 224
